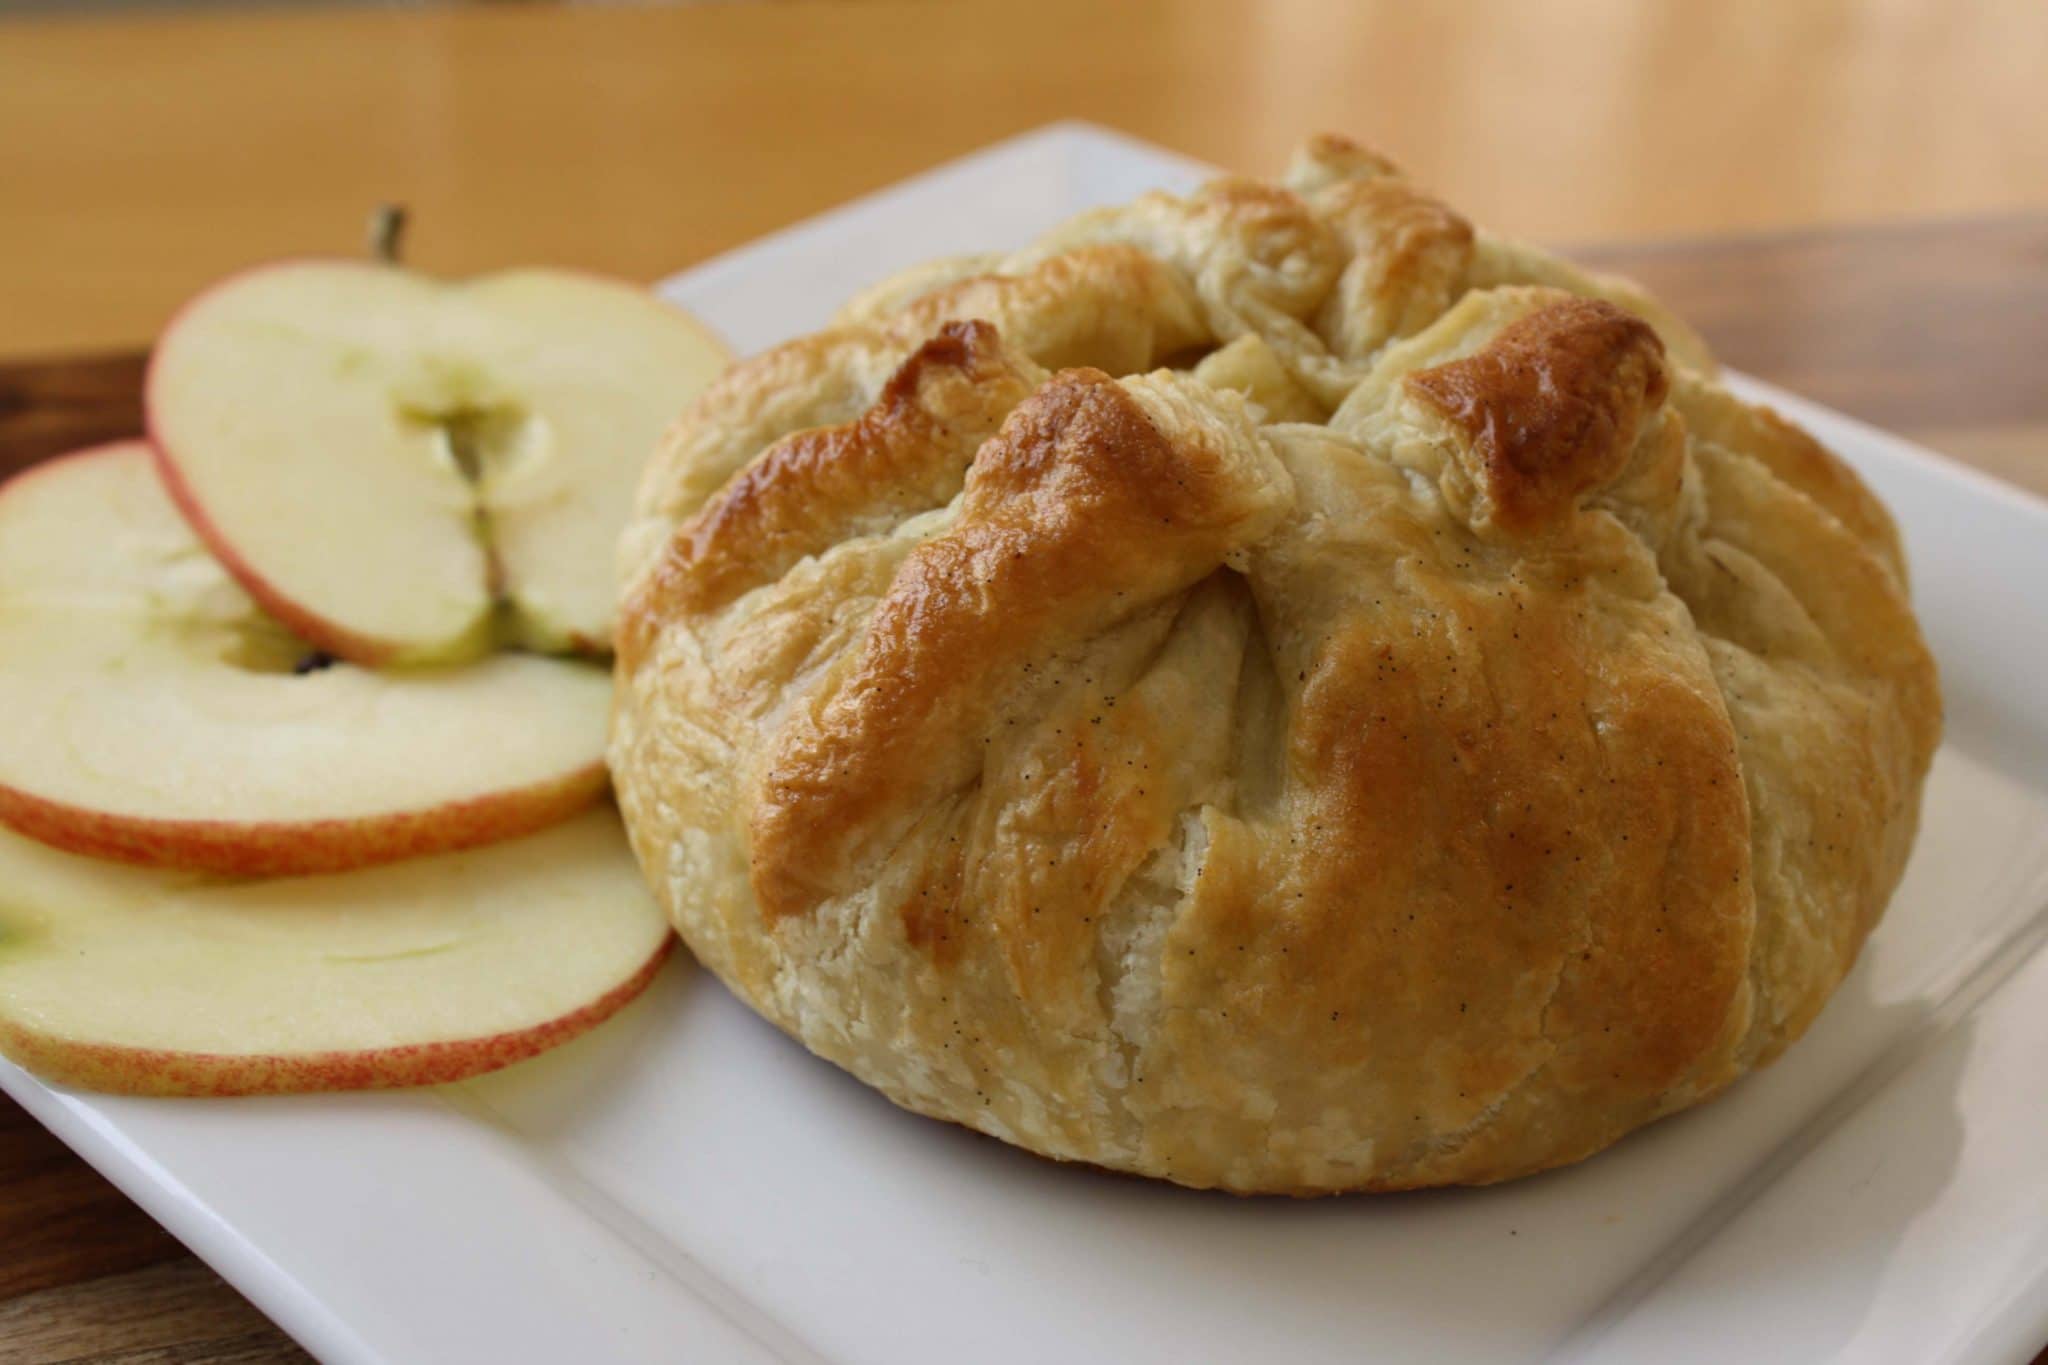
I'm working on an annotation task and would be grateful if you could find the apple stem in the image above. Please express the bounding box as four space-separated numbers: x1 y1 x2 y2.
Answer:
368 204 408 265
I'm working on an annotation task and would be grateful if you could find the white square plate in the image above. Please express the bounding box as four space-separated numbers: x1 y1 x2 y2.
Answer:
6 123 2047 1365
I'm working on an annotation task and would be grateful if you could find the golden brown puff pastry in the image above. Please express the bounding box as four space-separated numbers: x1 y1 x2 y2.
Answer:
612 137 1940 1193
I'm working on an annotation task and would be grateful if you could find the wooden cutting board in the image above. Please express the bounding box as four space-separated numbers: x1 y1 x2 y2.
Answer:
0 215 2043 1364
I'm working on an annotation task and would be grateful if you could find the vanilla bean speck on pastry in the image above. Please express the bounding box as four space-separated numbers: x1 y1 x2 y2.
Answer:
611 136 1940 1194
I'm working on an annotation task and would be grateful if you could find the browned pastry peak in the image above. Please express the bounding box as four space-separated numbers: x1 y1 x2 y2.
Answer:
610 135 1940 1195
618 321 1044 664
1284 132 1405 192
1405 297 1669 535
617 243 1212 584
747 366 1288 923
1313 176 1477 361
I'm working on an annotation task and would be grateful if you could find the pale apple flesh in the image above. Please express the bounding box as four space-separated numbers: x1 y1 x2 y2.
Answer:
146 261 731 665
0 444 612 875
0 810 674 1096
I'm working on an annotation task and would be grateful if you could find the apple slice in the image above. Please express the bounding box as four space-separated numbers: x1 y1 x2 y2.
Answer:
0 809 673 1096
147 261 730 664
0 443 611 875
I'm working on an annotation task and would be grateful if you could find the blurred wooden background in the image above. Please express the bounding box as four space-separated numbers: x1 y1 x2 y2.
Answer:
2 0 2044 358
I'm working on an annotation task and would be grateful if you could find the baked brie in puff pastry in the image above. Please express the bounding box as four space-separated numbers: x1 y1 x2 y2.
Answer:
612 136 1940 1193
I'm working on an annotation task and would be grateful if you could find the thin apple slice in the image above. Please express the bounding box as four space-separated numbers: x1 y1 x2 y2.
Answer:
0 443 610 875
147 261 730 664
0 809 673 1096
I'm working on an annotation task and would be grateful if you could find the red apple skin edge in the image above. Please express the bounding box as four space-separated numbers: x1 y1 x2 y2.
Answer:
1 442 393 670
0 443 613 875
141 259 421 666
0 939 676 1098
0 763 609 878
146 438 406 667
141 258 725 668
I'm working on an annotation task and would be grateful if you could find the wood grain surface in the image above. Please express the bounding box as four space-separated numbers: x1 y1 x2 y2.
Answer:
2 0 2046 357
0 211 2042 1364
